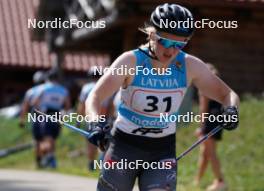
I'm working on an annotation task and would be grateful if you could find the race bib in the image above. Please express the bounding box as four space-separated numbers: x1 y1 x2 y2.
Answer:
130 89 184 117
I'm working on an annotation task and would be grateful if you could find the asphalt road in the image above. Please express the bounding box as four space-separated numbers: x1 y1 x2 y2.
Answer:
0 169 97 191
0 169 139 191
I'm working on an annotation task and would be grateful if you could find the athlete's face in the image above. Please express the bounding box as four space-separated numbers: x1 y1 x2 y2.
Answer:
152 32 189 63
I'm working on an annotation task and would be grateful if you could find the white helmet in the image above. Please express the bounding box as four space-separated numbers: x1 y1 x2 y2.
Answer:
33 71 46 84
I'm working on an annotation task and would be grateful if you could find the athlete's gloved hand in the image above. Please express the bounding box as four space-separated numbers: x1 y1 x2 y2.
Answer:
222 106 239 131
87 122 111 151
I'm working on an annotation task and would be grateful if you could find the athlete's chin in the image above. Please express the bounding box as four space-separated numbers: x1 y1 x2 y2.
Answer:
158 56 172 63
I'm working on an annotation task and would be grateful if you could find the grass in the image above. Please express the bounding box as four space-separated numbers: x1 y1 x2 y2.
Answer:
177 97 264 191
0 97 264 190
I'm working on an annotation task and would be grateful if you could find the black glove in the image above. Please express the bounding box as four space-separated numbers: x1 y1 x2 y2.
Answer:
222 106 239 131
87 122 111 151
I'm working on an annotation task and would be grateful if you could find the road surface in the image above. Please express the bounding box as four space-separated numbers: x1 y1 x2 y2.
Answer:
0 169 139 191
